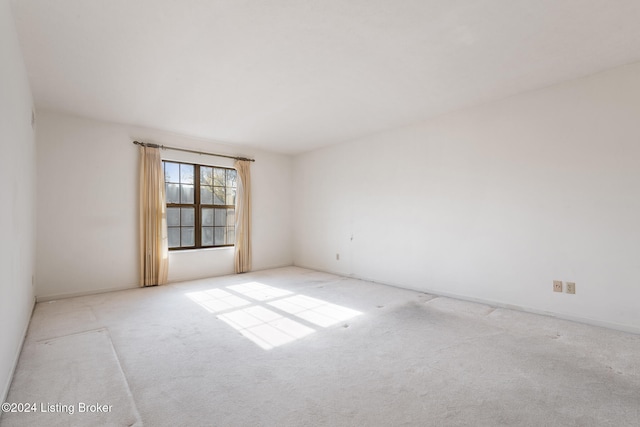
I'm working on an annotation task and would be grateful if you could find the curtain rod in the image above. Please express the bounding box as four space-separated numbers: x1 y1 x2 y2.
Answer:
132 140 255 162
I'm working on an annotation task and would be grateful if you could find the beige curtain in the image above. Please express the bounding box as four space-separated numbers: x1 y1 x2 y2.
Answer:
234 160 252 273
139 145 169 286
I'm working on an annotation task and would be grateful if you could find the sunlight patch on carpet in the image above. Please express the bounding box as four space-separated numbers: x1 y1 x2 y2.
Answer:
269 295 362 327
218 306 315 350
185 288 251 313
185 282 363 350
226 282 293 301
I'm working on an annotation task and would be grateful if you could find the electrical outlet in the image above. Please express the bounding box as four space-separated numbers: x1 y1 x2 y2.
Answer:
336 253 340 261
566 282 575 294
553 280 563 292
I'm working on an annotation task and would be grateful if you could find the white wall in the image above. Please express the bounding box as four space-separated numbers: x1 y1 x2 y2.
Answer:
293 61 640 333
36 111 292 299
0 0 36 402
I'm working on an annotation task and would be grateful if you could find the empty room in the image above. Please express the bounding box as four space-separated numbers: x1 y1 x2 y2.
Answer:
2 0 640 426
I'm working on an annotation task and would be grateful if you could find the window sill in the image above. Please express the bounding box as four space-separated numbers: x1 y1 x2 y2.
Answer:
169 246 234 254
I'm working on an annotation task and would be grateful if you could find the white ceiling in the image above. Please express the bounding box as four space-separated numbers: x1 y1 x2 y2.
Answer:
13 0 640 154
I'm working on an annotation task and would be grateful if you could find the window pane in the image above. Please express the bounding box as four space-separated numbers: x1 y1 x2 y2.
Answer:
180 164 194 184
213 168 226 186
200 186 213 205
181 184 194 203
226 187 236 205
200 166 213 185
166 208 180 226
166 183 180 204
227 208 235 227
201 227 214 246
166 164 237 250
168 228 180 248
202 208 214 226
182 227 195 246
213 187 225 205
214 227 226 245
227 169 237 187
214 208 227 226
181 208 194 226
164 162 180 183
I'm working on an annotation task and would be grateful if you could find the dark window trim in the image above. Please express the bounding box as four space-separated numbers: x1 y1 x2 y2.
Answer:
163 160 236 251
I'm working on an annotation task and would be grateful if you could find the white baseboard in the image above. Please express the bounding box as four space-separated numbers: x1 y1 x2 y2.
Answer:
36 284 139 302
1 296 36 406
401 283 640 335
38 263 298 301
293 264 640 336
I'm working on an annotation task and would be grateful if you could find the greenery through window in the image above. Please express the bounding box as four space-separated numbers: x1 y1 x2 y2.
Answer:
163 161 237 250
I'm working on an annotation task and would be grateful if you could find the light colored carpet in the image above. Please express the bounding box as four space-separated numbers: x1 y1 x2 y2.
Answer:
2 329 141 426
1 266 639 426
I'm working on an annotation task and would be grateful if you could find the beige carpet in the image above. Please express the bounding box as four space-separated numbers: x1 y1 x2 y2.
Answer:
2 328 140 426
1 267 639 426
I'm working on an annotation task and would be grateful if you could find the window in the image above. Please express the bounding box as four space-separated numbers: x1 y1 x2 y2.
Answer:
163 161 237 250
